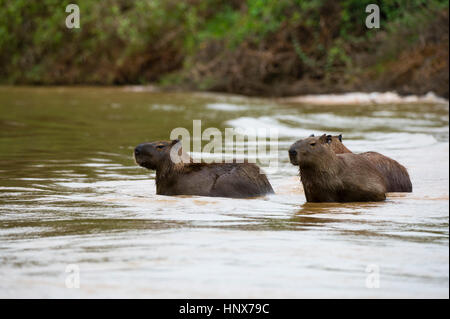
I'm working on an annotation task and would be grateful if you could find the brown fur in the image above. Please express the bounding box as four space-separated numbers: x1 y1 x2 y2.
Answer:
329 135 352 153
288 135 387 202
134 140 274 198
328 136 412 192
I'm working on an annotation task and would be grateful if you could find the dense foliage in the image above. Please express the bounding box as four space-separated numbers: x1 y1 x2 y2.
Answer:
0 0 448 96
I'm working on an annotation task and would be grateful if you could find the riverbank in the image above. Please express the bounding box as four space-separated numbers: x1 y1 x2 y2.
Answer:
0 1 448 98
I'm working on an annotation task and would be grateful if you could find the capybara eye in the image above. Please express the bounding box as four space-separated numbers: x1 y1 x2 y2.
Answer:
156 145 164 149
310 143 316 146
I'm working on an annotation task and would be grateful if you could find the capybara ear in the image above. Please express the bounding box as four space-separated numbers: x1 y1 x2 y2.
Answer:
326 135 332 144
309 134 315 137
318 134 328 143
170 139 180 146
338 134 342 142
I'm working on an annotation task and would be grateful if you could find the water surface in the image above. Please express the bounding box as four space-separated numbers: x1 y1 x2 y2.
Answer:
0 87 448 298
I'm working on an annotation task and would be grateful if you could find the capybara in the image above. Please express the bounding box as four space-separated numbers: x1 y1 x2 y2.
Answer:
134 140 274 198
288 134 387 202
326 135 412 192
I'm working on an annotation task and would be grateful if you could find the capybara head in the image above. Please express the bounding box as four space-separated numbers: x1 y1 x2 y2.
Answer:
288 134 334 167
134 139 179 170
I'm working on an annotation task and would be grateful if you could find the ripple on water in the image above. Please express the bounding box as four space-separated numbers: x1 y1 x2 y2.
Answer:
0 88 448 298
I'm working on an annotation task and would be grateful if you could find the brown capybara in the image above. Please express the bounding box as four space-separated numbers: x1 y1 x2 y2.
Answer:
134 140 274 198
325 134 412 192
288 134 387 202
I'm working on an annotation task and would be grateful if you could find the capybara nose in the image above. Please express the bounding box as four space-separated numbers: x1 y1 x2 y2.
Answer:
134 145 143 156
289 149 297 157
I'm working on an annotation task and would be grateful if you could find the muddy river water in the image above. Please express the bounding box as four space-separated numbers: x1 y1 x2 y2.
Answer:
0 87 448 298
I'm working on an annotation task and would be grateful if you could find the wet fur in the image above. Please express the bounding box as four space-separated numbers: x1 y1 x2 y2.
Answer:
135 140 274 198
329 137 412 192
289 135 387 202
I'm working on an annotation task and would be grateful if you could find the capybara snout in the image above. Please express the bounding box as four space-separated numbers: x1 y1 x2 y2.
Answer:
134 140 177 170
134 142 157 169
134 143 150 159
289 135 333 167
288 147 298 165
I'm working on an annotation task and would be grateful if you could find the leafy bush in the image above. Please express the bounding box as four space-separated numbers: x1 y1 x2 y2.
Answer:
0 0 447 91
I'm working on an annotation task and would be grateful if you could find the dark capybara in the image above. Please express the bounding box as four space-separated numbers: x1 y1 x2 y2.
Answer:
326 135 412 192
288 134 387 202
134 140 274 198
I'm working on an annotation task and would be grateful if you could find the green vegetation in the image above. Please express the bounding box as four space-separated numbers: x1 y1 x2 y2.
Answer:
0 0 448 97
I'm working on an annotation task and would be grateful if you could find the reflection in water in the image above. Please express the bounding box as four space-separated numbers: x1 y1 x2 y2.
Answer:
0 87 448 298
